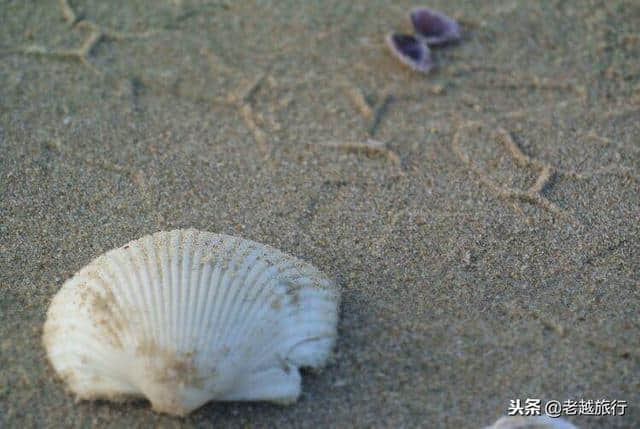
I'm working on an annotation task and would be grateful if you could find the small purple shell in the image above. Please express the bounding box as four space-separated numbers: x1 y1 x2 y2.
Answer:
385 32 434 73
409 7 460 46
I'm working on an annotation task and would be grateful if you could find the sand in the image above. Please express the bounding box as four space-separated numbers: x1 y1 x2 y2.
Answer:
1 0 638 428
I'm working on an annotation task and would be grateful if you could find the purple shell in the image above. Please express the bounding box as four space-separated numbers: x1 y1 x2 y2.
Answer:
385 33 434 73
409 7 460 46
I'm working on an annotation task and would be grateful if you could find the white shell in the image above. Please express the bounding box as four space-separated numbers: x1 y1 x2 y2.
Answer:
43 229 339 416
485 416 579 429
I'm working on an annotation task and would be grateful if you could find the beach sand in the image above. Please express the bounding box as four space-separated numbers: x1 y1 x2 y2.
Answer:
1 1 638 427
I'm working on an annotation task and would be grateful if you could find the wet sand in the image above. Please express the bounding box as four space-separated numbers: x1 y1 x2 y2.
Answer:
1 1 639 428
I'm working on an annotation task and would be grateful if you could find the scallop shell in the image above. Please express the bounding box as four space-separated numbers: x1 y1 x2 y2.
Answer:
43 229 339 416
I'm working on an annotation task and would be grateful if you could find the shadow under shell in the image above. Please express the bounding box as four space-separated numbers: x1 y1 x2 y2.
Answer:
409 7 460 46
385 33 434 73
